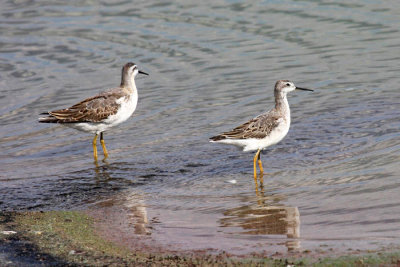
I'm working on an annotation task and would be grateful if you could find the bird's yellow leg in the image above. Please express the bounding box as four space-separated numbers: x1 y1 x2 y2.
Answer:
258 150 264 175
92 134 98 161
100 132 108 159
253 149 261 185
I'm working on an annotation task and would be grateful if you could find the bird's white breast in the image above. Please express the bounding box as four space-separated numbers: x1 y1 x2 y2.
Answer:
105 93 138 126
249 119 290 151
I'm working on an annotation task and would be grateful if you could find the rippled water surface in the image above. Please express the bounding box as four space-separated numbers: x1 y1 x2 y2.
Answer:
1 0 400 255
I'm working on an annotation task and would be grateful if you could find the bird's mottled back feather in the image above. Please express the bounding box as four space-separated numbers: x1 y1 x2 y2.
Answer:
39 87 127 123
210 109 282 141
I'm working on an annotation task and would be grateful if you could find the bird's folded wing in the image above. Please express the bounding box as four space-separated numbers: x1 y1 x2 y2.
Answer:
48 91 125 123
214 112 282 140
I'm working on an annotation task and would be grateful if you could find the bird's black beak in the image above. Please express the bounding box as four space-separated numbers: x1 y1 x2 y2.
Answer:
139 70 149 76
296 87 313 92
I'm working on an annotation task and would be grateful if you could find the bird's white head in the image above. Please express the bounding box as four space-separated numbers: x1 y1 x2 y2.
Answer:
129 63 139 77
276 80 296 94
121 62 149 87
275 80 313 95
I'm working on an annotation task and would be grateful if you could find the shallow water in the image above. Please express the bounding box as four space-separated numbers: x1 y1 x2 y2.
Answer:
1 0 400 255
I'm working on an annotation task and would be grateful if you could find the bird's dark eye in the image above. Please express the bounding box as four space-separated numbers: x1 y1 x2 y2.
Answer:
286 83 290 86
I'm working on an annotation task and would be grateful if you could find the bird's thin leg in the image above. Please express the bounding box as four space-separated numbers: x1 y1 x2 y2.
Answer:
253 149 261 184
258 150 264 175
93 134 98 161
100 132 108 159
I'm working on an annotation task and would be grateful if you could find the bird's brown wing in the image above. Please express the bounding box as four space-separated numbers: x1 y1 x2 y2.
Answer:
46 89 126 123
210 111 282 141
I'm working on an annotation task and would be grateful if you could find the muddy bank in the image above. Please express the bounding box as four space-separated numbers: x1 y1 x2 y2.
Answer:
1 211 400 266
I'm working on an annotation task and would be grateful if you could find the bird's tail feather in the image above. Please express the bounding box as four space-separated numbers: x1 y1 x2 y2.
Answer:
38 115 59 123
209 135 227 141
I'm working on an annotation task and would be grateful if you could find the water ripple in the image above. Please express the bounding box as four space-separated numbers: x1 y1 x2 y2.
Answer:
1 0 400 254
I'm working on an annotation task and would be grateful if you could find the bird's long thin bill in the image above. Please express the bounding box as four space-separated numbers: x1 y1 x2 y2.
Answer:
296 87 313 91
139 70 149 76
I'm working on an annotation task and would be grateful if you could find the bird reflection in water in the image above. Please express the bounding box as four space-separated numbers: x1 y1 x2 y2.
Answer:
123 192 150 235
220 174 300 252
91 189 151 236
90 163 151 236
94 160 110 179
